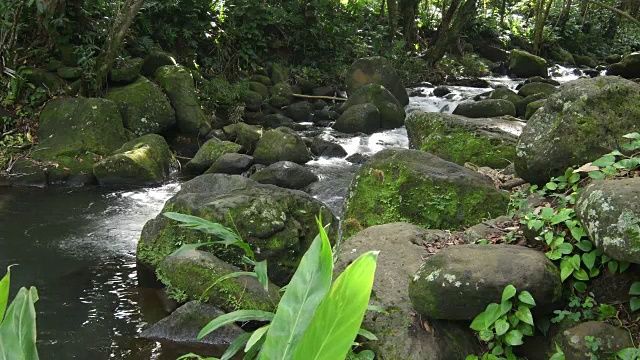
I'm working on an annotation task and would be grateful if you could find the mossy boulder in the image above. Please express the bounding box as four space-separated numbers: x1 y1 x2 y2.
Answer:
453 99 516 118
109 58 144 84
576 178 640 264
346 56 409 106
548 47 576 66
185 139 242 175
517 82 557 98
405 112 522 169
341 148 509 238
607 52 640 79
8 159 48 187
248 81 269 98
335 223 479 359
222 122 263 153
253 128 310 165
240 90 263 112
270 82 293 108
310 136 348 158
136 174 337 285
490 87 523 105
552 322 633 360
478 44 509 62
515 76 640 184
284 101 312 122
56 66 82 80
525 99 546 120
93 134 175 186
515 92 548 117
341 84 405 129
155 65 210 135
142 50 176 77
24 68 65 92
508 49 549 78
409 244 562 320
158 249 280 311
105 76 176 136
269 63 289 84
251 161 318 190
207 153 254 175
574 54 597 68
333 103 381 134
250 75 272 86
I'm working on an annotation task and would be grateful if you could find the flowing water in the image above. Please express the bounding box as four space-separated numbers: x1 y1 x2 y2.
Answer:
0 70 580 359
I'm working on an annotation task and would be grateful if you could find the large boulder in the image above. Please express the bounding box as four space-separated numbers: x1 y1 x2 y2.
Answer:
453 99 516 118
222 122 263 153
105 76 176 136
478 44 509 63
517 82 557 98
525 99 546 120
515 76 640 184
142 50 176 77
490 87 523 105
155 65 210 135
405 112 523 169
341 84 406 129
607 52 640 79
333 103 381 134
285 101 312 122
140 301 245 347
508 49 549 78
252 128 310 165
251 161 318 190
136 174 337 285
109 58 144 84
185 139 242 175
240 90 263 112
310 136 348 158
346 56 409 106
93 134 175 186
576 178 640 264
335 223 480 359
270 82 293 108
207 153 254 175
158 249 280 311
409 244 562 320
341 148 509 238
515 92 548 118
552 322 633 360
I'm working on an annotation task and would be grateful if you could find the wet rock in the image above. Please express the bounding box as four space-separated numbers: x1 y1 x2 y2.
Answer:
333 103 381 134
515 76 640 184
136 174 337 285
552 322 633 360
109 58 144 84
253 128 310 165
251 161 318 190
262 114 296 129
57 66 82 80
490 87 523 105
409 244 562 320
206 153 254 175
517 82 557 98
508 49 549 78
105 76 176 136
8 159 47 187
140 300 245 347
478 44 509 62
524 76 560 86
406 112 522 169
342 148 509 238
574 54 597 68
142 50 176 77
605 54 623 64
445 77 492 88
249 75 271 86
310 136 348 158
93 134 175 186
312 86 335 97
515 92 548 117
312 99 327 110
156 65 210 135
345 153 369 164
607 52 640 79
433 86 451 97
248 82 269 98
185 139 242 175
336 223 480 359
241 90 263 112
453 99 516 118
270 82 293 108
346 56 409 106
525 99 546 120
576 178 640 264
269 63 289 84
285 101 313 122
549 47 576 66
340 84 405 129
222 122 262 153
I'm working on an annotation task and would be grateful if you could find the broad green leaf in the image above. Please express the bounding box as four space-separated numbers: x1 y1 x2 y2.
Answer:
290 251 378 360
483 303 502 328
545 182 558 191
588 171 605 180
491 344 504 355
572 268 589 281
0 266 11 322
478 329 494 341
582 251 597 270
198 271 258 302
259 220 334 360
501 285 516 303
540 207 555 220
177 353 220 360
592 155 616 167
516 322 534 336
197 310 274 339
549 344 565 360
575 240 592 252
573 281 587 293
617 347 640 360
518 291 536 306
0 286 40 360
470 312 488 331
556 242 573 255
631 297 640 312
568 254 581 270
169 241 218 257
504 330 524 346
494 319 509 336
465 356 479 360
254 260 269 292
515 306 534 326
589 268 600 278
560 263 574 282
619 261 630 273
244 336 265 360
499 301 513 317
220 332 252 360
622 132 640 140
608 260 619 273
245 325 269 353
597 304 617 320
353 350 375 360
357 328 378 341
629 282 640 296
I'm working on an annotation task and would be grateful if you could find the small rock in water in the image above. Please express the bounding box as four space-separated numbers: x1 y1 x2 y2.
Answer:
433 86 451 97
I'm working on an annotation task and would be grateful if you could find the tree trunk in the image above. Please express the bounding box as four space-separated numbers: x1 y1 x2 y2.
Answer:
399 0 420 46
424 0 476 67
556 0 572 30
533 0 554 54
387 0 398 41
84 0 145 96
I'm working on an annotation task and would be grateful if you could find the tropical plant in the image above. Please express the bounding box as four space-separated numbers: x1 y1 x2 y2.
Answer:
0 266 40 360
630 281 640 313
466 285 537 360
176 217 378 360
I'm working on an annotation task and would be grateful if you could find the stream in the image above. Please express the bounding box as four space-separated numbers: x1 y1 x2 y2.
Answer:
0 68 580 359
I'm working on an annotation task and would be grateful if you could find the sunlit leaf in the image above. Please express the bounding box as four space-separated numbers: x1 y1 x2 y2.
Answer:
245 325 269 353
197 310 274 340
0 286 40 360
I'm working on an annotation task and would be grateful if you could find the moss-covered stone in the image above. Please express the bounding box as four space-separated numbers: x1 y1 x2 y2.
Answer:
340 84 405 129
525 98 546 120
253 128 310 165
58 43 81 66
158 249 280 311
552 322 633 360
285 101 312 122
250 75 272 86
56 66 82 80
185 139 242 175
517 82 557 98
110 58 144 84
269 63 289 84
341 148 509 238
606 52 640 79
333 103 381 134
453 99 516 118
346 56 409 106
270 82 293 108
222 122 263 153
515 92 548 117
515 76 640 184
155 65 210 135
136 174 337 286
490 87 523 105
548 46 576 65
248 81 269 98
105 76 176 136
93 134 175 186
405 112 521 169
508 49 548 78
574 54 597 68
24 68 65 92
142 50 176 77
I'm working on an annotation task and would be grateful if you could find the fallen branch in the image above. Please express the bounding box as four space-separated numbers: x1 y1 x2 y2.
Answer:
292 93 347 102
